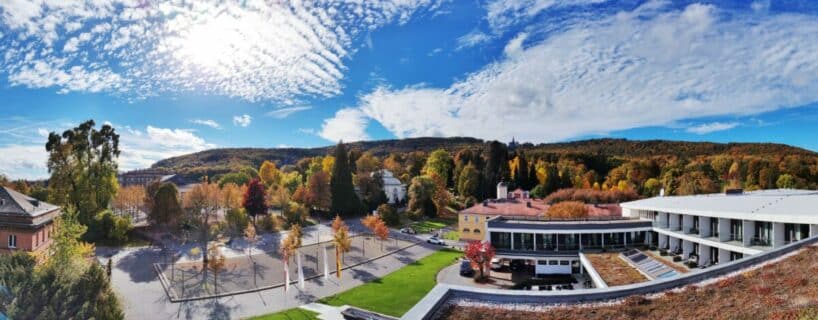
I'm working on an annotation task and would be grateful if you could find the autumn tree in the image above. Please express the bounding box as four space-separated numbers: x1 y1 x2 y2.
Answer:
259 160 282 188
243 179 267 224
112 185 146 219
355 152 381 174
333 223 352 279
45 120 120 227
332 215 345 233
546 201 589 219
306 171 331 210
221 183 245 210
182 180 223 267
423 149 454 188
206 242 227 294
464 241 495 280
373 219 389 251
777 174 796 189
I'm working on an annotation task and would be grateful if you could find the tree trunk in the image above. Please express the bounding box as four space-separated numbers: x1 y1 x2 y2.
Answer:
336 248 341 279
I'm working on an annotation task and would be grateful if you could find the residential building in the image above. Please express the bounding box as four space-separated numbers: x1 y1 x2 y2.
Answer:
459 184 621 241
375 169 406 205
118 169 173 187
0 187 61 254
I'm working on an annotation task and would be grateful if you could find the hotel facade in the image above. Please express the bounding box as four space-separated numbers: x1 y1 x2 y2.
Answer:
473 188 818 275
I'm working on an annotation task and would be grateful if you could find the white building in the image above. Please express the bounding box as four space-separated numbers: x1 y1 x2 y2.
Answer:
621 189 818 266
481 188 818 276
375 169 406 204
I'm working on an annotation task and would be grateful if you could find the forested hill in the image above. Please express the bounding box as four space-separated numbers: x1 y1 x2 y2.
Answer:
151 137 483 175
528 139 817 158
150 137 815 177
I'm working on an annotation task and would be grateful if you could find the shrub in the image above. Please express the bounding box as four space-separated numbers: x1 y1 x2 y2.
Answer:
672 256 682 262
544 188 640 204
377 204 400 227
259 214 277 232
225 208 250 235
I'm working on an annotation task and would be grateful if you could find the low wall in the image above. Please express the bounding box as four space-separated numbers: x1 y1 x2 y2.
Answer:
402 235 818 320
578 253 607 288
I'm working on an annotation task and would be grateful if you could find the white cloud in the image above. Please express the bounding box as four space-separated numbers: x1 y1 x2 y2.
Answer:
266 106 312 119
686 122 739 135
319 108 370 142
0 144 48 180
190 119 221 129
350 2 818 143
0 1 444 102
456 30 492 50
116 125 216 171
486 0 607 32
503 32 528 57
233 114 252 127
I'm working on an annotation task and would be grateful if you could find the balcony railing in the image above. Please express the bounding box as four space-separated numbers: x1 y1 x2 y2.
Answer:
687 228 700 235
751 237 772 247
671 226 682 231
727 234 743 242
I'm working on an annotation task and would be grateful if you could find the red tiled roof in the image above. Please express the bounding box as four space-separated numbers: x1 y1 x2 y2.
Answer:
460 199 621 218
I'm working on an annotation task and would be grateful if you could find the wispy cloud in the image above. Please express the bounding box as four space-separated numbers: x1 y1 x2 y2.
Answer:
456 30 492 50
686 122 739 135
190 119 221 129
266 106 312 119
0 1 445 102
233 114 252 127
338 2 818 143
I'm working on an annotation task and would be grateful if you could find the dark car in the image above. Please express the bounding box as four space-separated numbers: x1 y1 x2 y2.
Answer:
459 260 475 277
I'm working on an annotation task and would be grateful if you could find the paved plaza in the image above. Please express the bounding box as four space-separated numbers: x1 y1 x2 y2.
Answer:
159 235 417 300
99 223 438 320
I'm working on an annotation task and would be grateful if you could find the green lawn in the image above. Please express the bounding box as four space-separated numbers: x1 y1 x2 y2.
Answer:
319 249 462 317
409 217 456 234
443 230 460 241
245 308 319 320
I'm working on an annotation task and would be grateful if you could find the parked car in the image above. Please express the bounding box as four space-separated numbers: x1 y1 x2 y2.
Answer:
399 227 416 234
459 259 475 277
509 259 525 271
427 236 445 245
490 258 502 270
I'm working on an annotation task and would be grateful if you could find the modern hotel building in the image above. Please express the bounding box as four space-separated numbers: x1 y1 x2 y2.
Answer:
478 188 818 275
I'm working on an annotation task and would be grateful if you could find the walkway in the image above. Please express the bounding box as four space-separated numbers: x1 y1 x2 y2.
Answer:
101 223 438 320
621 249 678 279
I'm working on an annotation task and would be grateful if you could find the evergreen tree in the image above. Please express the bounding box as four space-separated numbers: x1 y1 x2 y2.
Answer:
481 141 510 199
330 142 360 216
527 163 538 189
515 152 530 190
150 183 182 227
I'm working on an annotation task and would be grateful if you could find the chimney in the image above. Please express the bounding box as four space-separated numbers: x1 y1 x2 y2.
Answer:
496 181 508 200
526 201 531 208
659 188 665 197
482 200 488 207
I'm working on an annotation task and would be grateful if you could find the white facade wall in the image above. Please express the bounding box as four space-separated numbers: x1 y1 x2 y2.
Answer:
683 215 694 233
718 218 730 242
742 220 754 246
700 217 711 238
773 223 786 248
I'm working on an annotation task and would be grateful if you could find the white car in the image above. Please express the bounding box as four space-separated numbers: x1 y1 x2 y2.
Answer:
490 258 502 270
426 236 445 245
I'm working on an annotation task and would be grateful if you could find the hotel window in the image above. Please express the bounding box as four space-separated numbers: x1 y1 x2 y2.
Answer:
8 235 17 248
464 216 469 222
462 228 470 233
474 229 481 234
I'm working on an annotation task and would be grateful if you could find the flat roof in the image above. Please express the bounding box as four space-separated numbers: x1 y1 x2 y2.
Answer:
621 189 818 224
488 217 652 230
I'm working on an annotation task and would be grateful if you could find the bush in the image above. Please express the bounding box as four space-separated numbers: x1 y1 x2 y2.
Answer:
377 204 400 227
685 261 698 268
225 208 250 235
92 210 132 244
659 249 668 256
672 256 682 262
259 214 277 232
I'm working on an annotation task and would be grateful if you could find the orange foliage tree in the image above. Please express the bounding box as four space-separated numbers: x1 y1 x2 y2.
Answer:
546 201 589 219
464 241 495 280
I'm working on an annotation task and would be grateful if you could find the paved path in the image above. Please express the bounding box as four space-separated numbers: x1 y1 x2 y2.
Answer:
101 223 438 320
300 303 349 320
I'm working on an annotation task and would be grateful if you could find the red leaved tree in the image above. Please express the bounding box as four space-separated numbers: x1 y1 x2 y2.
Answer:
243 178 267 224
464 241 495 281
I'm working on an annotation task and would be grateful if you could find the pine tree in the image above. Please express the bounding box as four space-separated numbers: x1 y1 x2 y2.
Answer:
330 142 360 216
515 152 530 190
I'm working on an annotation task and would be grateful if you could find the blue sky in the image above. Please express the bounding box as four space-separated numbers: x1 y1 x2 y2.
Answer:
2 0 818 179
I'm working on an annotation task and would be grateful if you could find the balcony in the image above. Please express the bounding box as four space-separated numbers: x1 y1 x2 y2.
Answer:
670 226 682 232
687 227 700 235
750 237 772 247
